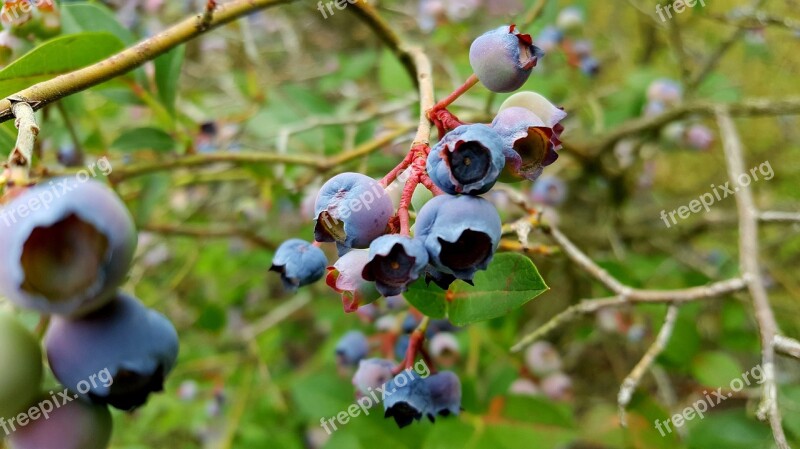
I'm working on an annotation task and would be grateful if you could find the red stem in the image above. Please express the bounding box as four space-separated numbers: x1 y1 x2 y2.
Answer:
393 328 426 375
398 171 420 235
380 151 414 187
428 73 479 114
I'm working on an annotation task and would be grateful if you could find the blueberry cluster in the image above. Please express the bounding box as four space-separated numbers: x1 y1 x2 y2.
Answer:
644 78 715 151
0 179 179 449
533 7 601 76
332 301 464 428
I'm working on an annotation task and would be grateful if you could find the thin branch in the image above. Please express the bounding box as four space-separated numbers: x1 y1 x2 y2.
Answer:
759 211 800 223
241 294 312 340
7 102 39 183
774 335 800 360
618 305 680 426
716 108 789 449
0 0 296 122
140 223 276 250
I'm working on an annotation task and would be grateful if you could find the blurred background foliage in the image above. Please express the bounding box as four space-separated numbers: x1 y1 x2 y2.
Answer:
1 0 799 448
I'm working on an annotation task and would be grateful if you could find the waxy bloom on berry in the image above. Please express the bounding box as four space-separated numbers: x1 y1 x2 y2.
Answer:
270 239 327 292
362 235 429 297
469 24 544 93
426 124 506 195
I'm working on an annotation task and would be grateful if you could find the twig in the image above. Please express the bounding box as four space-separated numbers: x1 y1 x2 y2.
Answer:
774 335 800 360
7 102 39 184
0 0 296 122
140 223 276 250
241 295 312 339
618 304 680 426
198 0 218 30
758 211 800 223
716 108 790 449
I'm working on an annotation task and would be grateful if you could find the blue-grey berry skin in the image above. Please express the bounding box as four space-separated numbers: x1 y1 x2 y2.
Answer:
423 371 462 420
427 124 506 195
395 334 410 360
531 176 568 207
384 370 431 428
362 235 429 297
0 179 137 317
579 56 600 76
492 106 559 182
335 330 369 366
8 396 112 449
415 195 502 281
45 293 179 411
352 358 395 396
469 25 544 93
314 173 393 249
269 239 327 292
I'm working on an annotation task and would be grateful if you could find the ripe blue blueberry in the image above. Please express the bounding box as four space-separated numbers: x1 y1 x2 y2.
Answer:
492 106 560 182
352 358 395 396
0 179 137 317
536 26 564 53
423 371 462 420
469 25 544 93
314 172 393 250
383 370 431 428
0 313 43 419
426 124 506 195
326 249 380 312
415 195 501 281
45 292 179 411
56 145 84 167
530 176 568 207
269 239 327 292
395 334 411 360
579 55 600 76
362 235 429 297
335 330 369 366
7 396 112 449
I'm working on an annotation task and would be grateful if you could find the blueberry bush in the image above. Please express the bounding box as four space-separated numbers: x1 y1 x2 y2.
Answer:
0 1 799 448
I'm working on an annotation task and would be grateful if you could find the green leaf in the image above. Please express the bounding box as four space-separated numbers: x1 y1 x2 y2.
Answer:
690 351 743 388
405 253 548 325
61 3 136 45
111 127 175 152
154 45 185 115
0 32 125 98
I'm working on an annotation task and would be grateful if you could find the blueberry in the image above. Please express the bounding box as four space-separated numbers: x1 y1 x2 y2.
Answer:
269 239 327 292
423 371 462 420
540 372 573 401
579 55 601 76
0 179 137 317
530 176 567 207
326 249 380 312
524 341 562 377
492 106 560 182
383 370 431 428
556 6 585 30
402 313 420 334
45 293 179 411
429 332 460 367
314 173 394 249
426 124 506 195
535 26 564 53
352 358 395 396
7 396 112 449
415 195 501 281
646 78 682 105
423 265 460 290
362 235 429 297
335 330 369 367
497 91 567 130
469 25 545 93
56 145 84 168
685 124 714 151
0 313 43 419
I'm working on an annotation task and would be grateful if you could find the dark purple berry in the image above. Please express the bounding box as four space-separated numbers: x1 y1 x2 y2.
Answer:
427 124 506 195
0 179 137 317
469 24 544 93
45 293 179 411
314 173 393 250
415 195 501 281
270 239 327 292
362 235 429 297
423 371 462 420
384 370 431 428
